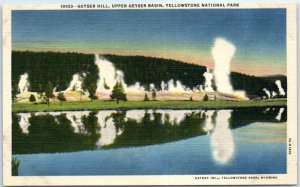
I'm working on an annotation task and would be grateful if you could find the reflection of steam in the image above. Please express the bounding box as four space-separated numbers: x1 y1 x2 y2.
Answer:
18 113 31 134
275 80 286 96
156 109 190 125
210 110 234 164
203 110 215 133
96 111 122 146
65 111 90 133
125 110 145 123
18 73 30 93
275 108 285 121
203 68 214 92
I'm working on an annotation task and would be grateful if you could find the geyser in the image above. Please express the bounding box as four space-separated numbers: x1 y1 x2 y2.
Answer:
211 38 247 99
263 88 271 99
18 73 30 93
203 68 214 92
212 38 235 94
65 73 84 92
275 80 286 96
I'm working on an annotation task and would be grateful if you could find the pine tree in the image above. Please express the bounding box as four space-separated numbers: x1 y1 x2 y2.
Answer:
144 94 149 101
29 94 36 103
203 94 209 101
45 82 54 106
110 81 127 104
152 89 157 101
57 92 66 106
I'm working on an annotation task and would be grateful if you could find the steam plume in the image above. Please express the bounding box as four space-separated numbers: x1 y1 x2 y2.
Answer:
275 80 286 96
18 73 30 93
212 38 235 94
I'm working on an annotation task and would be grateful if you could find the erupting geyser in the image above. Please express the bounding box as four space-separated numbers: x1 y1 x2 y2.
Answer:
65 73 84 92
275 80 286 96
263 88 271 99
211 38 247 99
203 68 214 92
18 73 30 93
212 38 235 94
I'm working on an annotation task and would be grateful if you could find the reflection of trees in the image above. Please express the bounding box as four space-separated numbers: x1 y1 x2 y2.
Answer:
12 107 287 154
12 113 100 154
104 110 207 149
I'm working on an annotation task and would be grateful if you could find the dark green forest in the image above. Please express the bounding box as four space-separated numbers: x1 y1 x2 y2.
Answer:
12 51 287 97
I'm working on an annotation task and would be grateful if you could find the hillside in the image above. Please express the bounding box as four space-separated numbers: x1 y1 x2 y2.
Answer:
12 51 287 97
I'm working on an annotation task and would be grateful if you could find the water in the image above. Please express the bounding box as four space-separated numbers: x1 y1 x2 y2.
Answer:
12 107 287 176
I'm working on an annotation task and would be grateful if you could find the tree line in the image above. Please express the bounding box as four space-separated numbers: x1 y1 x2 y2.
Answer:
12 51 287 99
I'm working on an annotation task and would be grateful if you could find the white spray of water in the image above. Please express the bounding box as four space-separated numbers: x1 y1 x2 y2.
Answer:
210 110 234 164
212 38 235 94
95 55 145 93
211 38 247 99
203 68 214 92
167 79 186 92
263 88 271 99
18 73 30 93
275 80 286 96
275 108 285 121
271 91 277 98
65 74 84 92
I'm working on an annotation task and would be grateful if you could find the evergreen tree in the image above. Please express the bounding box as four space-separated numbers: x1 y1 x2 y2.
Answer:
110 81 127 104
144 94 149 101
83 81 97 102
57 92 66 106
203 94 209 101
45 82 54 106
152 89 157 100
29 94 36 103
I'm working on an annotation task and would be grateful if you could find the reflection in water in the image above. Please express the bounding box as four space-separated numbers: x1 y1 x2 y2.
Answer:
276 108 285 121
203 110 216 134
13 107 286 157
210 110 234 164
18 113 31 134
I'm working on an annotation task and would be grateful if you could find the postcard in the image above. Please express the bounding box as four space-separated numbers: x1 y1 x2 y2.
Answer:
2 3 297 186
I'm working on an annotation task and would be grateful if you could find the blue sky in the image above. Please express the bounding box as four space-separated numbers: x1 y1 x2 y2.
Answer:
12 9 286 76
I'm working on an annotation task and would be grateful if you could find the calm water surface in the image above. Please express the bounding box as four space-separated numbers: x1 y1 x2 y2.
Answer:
12 107 287 176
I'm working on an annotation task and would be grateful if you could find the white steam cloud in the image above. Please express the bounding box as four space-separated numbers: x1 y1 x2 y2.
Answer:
65 73 84 92
275 80 286 96
203 68 214 92
18 73 30 93
211 38 247 99
263 88 271 99
212 38 235 94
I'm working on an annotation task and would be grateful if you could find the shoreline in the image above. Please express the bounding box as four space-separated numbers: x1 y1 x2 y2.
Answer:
12 99 287 113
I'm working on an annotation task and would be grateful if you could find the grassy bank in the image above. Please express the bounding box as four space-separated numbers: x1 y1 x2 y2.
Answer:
12 99 287 112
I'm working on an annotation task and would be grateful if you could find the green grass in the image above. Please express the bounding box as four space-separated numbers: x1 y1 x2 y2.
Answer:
12 99 287 112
